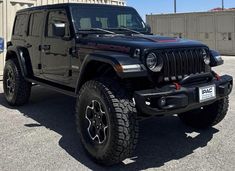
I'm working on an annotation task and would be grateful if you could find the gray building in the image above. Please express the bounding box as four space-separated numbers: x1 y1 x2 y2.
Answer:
146 10 235 55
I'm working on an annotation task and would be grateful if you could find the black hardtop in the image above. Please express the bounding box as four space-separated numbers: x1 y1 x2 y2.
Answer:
17 3 132 14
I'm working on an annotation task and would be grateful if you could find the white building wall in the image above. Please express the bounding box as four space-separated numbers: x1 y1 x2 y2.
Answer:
146 11 235 56
0 0 126 75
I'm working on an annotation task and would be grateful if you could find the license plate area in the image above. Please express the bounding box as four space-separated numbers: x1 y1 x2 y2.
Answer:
199 85 216 103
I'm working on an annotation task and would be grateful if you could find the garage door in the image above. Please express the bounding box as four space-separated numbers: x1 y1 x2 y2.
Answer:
197 14 216 49
216 14 234 54
169 16 185 38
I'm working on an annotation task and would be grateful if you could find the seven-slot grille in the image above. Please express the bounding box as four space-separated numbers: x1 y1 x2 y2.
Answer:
156 48 208 82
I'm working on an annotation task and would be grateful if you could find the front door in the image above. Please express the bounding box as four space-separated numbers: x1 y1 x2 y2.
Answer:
41 9 71 84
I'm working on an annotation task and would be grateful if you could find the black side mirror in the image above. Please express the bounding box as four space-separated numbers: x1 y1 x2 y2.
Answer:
146 24 152 34
0 37 4 53
210 50 224 67
53 23 66 37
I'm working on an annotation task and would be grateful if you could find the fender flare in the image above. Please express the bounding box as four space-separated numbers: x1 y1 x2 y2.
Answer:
75 52 147 94
6 46 31 78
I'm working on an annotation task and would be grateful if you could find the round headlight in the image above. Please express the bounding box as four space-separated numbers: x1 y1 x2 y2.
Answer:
202 49 210 65
146 53 158 71
204 56 211 65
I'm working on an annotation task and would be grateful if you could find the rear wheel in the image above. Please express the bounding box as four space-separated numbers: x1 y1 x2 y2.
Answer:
76 78 138 165
179 97 229 128
3 59 31 106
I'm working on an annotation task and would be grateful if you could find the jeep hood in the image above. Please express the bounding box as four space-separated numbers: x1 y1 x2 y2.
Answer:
78 34 208 53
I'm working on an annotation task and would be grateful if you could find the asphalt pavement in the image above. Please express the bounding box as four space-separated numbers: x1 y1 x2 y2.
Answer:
0 56 234 171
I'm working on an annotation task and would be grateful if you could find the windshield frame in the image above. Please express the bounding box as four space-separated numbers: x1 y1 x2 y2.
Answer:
69 5 148 34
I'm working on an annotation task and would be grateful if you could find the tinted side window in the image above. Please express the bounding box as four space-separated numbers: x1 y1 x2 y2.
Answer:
47 10 70 38
13 14 28 36
28 12 44 37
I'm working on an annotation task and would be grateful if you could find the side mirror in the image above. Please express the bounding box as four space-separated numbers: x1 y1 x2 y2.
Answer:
210 50 224 67
0 37 4 53
146 24 152 34
53 23 66 37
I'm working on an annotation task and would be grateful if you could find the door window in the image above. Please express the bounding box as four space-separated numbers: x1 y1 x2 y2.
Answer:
46 10 70 38
13 14 28 36
28 12 44 37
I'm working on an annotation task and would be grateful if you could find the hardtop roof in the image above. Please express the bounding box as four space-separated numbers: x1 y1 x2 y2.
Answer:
17 3 131 13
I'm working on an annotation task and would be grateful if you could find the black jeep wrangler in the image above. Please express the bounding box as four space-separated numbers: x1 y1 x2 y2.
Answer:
3 3 233 165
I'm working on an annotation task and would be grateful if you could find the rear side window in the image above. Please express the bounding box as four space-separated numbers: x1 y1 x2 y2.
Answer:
28 12 44 37
13 14 28 36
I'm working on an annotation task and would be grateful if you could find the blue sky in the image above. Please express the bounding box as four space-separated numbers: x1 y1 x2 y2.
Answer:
127 0 235 20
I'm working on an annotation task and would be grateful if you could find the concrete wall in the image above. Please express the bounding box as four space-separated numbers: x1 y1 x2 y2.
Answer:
146 11 235 56
0 0 125 75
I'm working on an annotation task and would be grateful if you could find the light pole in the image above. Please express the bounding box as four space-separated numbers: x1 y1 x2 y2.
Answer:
222 0 224 10
174 0 177 13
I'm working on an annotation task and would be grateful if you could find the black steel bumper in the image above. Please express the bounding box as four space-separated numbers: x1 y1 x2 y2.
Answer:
134 75 233 116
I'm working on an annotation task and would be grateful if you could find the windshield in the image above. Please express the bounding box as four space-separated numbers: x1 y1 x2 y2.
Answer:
71 6 147 32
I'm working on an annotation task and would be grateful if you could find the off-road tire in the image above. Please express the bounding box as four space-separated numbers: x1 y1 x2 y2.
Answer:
179 97 229 128
76 78 139 166
3 59 31 106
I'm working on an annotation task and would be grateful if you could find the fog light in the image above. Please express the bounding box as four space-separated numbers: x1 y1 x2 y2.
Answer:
159 97 166 107
145 100 151 106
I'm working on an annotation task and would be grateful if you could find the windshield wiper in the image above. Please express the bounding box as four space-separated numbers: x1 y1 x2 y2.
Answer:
111 27 143 35
78 28 116 35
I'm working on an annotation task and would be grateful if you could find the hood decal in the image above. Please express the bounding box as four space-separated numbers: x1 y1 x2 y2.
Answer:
134 35 179 43
87 42 131 53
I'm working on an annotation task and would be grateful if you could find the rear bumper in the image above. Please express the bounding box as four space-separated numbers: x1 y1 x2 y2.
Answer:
134 75 233 116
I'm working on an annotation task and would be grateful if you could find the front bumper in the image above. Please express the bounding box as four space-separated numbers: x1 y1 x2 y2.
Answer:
134 75 233 116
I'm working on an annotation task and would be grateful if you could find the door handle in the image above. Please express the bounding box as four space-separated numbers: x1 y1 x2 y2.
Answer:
26 43 32 48
40 45 50 51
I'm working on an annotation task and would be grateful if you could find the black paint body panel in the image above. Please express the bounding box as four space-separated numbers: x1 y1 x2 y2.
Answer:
5 3 233 117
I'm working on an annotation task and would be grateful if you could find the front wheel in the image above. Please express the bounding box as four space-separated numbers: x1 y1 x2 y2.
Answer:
76 78 138 166
179 97 229 128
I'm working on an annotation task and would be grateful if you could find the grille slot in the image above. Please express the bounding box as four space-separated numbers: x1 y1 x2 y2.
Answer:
156 48 207 82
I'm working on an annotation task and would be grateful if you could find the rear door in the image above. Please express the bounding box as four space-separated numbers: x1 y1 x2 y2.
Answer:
41 9 72 84
26 11 45 76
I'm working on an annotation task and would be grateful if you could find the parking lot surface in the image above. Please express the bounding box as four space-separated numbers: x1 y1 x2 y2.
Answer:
0 57 235 171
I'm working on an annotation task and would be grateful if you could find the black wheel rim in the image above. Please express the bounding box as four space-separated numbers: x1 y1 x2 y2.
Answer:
85 100 108 144
5 68 15 96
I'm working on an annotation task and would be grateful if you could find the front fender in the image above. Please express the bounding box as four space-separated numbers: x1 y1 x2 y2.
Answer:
75 51 147 93
6 46 28 77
